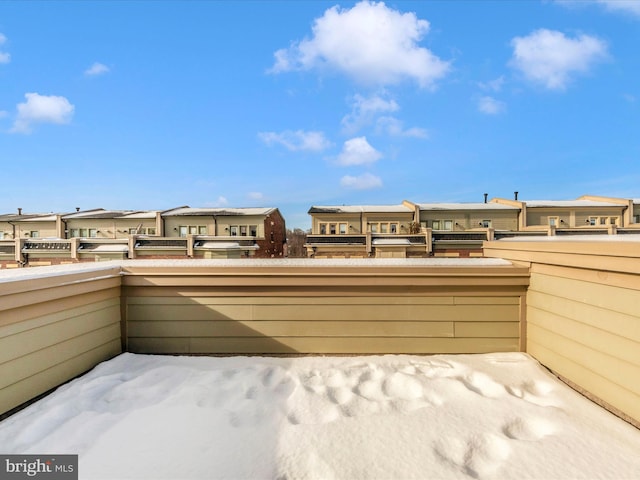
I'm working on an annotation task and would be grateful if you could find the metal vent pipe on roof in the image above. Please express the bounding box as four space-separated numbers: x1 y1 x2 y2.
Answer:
514 191 519 201
17 208 22 215
483 193 488 203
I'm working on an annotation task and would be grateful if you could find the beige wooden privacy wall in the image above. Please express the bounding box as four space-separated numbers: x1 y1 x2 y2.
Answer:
484 239 640 425
0 259 529 416
0 265 123 417
121 260 529 355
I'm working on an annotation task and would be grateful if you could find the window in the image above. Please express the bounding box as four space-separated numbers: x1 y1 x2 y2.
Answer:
432 220 453 231
481 220 492 228
189 226 198 235
230 226 238 236
588 216 619 226
240 226 247 236
548 217 559 227
89 229 97 237
431 220 453 230
147 227 157 235
198 226 207 235
129 228 138 235
29 231 39 238
634 215 640 224
70 228 79 238
368 222 399 234
179 226 188 237
319 222 350 234
250 225 257 236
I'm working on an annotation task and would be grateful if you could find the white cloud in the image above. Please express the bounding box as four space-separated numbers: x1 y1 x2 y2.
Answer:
247 192 264 201
555 0 640 17
0 33 10 64
0 110 8 118
85 62 110 76
375 116 429 138
10 93 75 134
478 76 505 92
477 96 506 115
336 137 382 166
510 29 608 90
214 196 228 206
340 172 383 190
342 93 399 133
595 0 640 16
258 130 332 152
269 1 450 88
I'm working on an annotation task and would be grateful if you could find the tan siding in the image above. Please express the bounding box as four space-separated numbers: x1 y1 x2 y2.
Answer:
123 277 524 355
0 269 123 415
1 341 121 418
129 337 519 355
484 239 640 424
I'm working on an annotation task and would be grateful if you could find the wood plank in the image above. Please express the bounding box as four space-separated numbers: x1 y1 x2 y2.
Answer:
125 296 457 306
0 304 120 364
126 320 455 338
454 322 519 338
1 277 122 312
128 336 519 355
527 290 640 343
529 273 640 318
527 307 639 368
528 340 640 423
0 298 120 337
126 302 519 322
0 341 121 416
0 324 121 390
0 288 120 327
526 323 640 397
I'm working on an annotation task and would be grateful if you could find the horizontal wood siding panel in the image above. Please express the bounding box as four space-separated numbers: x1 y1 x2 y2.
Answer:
127 299 519 322
0 288 121 328
528 306 639 367
0 341 121 416
526 323 640 397
127 320 455 338
128 337 519 355
529 273 639 318
454 322 519 338
0 299 120 364
527 290 640 343
125 291 522 354
1 277 122 312
126 296 458 306
527 340 640 423
0 324 122 390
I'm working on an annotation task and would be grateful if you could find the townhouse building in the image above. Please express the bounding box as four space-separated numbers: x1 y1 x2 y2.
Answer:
306 194 640 258
0 206 286 267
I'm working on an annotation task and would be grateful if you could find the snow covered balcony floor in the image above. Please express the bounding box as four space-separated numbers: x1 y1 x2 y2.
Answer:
1 352 640 479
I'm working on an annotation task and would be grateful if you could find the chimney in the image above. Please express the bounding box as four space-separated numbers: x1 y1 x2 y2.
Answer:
483 193 488 204
514 191 519 201
17 208 22 215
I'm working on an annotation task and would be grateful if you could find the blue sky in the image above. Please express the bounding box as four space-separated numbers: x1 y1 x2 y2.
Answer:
1 1 639 229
